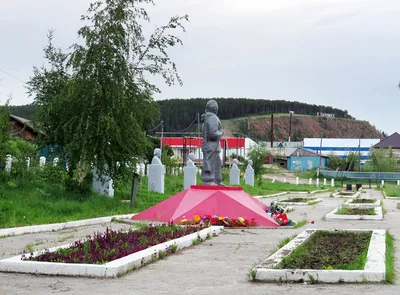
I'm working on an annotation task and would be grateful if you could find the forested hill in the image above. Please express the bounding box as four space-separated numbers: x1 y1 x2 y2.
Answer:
158 98 354 131
10 98 354 132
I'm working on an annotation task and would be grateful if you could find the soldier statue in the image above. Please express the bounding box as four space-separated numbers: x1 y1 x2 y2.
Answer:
201 100 224 186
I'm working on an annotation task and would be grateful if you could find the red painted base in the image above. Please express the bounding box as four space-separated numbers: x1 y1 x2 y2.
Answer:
131 186 280 227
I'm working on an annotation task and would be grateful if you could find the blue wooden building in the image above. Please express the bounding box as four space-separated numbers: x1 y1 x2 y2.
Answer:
287 147 329 171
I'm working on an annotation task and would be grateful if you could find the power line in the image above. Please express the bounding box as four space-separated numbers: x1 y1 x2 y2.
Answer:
147 121 164 132
0 69 26 84
169 115 198 132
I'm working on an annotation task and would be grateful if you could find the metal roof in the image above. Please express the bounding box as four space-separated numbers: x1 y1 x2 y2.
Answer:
373 132 400 148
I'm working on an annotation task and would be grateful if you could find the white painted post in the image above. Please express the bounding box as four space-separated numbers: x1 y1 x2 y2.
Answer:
5 154 12 173
381 180 385 188
53 158 59 166
316 178 320 187
26 157 30 170
309 178 312 185
39 156 46 166
324 178 327 186
272 176 276 183
296 177 299 185
397 180 400 186
331 178 335 187
283 178 287 183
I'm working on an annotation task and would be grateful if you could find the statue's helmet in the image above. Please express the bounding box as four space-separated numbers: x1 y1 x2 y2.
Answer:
233 158 239 164
248 160 253 165
205 100 218 114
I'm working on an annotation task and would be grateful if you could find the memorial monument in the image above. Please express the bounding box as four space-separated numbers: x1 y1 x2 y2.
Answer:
201 100 224 186
230 158 240 185
184 153 197 189
148 148 165 193
245 160 255 186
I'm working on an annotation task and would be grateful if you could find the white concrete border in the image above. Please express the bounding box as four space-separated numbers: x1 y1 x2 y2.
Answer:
382 190 400 200
343 199 380 208
254 189 329 199
277 197 322 206
325 206 383 220
255 228 386 283
332 191 361 198
0 226 223 278
0 214 136 238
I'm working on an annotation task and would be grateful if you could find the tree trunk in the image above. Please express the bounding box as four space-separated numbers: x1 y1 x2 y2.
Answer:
130 175 139 207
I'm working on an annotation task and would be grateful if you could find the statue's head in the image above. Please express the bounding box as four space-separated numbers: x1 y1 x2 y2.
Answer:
233 158 239 165
188 153 195 161
205 100 218 114
154 148 161 159
248 160 253 166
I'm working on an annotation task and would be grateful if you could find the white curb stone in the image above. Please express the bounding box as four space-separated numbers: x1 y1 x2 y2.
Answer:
277 197 322 206
0 226 223 278
325 206 383 220
255 229 386 283
0 214 136 238
343 199 380 208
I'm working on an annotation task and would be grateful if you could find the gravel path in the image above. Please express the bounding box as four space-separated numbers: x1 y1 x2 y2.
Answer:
0 189 399 295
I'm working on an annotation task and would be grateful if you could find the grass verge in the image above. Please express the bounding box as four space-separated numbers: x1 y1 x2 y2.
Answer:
294 219 307 228
386 231 396 284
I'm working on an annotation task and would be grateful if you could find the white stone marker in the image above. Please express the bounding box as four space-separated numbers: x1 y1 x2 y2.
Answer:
309 178 312 185
230 159 240 185
26 157 30 170
39 156 46 166
93 167 114 197
245 160 255 187
272 176 276 183
53 158 59 166
397 180 400 186
5 154 12 173
331 178 335 187
296 177 299 185
148 148 165 194
381 180 385 188
184 153 197 189
139 163 145 176
316 178 320 187
324 178 327 186
283 178 287 183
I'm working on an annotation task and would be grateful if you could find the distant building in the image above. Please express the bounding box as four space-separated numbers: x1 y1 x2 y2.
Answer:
160 137 257 162
287 147 329 171
373 132 400 159
8 114 39 141
303 138 381 160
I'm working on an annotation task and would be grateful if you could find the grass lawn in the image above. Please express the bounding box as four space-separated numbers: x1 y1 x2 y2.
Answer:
335 208 375 215
383 184 400 198
279 231 372 270
0 173 327 229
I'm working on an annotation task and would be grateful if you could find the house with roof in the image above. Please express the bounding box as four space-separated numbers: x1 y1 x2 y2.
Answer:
373 132 400 159
8 114 39 141
287 147 329 171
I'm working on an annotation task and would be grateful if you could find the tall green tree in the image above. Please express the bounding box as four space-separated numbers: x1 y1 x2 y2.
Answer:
0 97 11 167
27 0 188 185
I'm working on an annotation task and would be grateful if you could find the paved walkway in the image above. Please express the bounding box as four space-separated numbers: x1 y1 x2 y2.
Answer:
0 190 399 295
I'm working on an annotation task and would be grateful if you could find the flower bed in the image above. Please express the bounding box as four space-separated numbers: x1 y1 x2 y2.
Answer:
0 225 223 277
22 225 201 264
180 215 256 227
254 229 386 283
335 208 375 215
351 199 377 204
279 231 372 270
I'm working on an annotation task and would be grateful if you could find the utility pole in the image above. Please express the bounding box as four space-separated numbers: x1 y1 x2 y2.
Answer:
288 111 294 143
358 138 361 172
197 113 201 165
160 120 164 153
318 137 323 177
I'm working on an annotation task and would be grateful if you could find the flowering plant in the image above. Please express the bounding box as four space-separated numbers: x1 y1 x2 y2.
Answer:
180 214 256 227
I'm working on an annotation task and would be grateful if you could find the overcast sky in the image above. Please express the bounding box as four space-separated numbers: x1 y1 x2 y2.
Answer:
1 0 400 134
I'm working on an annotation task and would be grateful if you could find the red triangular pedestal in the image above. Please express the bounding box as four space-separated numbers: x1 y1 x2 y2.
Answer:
131 185 280 227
